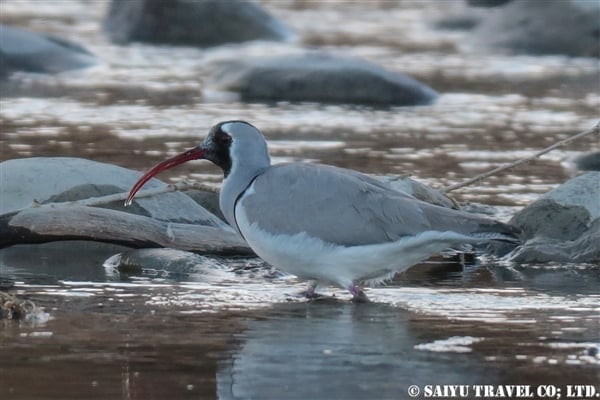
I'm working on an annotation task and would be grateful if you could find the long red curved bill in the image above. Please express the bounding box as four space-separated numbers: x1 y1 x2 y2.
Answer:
125 147 205 206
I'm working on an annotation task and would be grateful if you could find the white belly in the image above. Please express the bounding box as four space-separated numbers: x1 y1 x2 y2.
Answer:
234 195 476 289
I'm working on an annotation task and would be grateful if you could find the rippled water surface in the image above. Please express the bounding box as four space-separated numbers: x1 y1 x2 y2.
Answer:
1 1 599 399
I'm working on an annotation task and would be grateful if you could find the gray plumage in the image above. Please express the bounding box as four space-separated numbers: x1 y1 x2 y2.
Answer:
238 162 519 247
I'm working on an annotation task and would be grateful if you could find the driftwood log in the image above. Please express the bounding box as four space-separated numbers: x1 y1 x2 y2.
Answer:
1 205 253 256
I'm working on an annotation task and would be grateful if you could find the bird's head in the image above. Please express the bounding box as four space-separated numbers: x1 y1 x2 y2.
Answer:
125 120 270 206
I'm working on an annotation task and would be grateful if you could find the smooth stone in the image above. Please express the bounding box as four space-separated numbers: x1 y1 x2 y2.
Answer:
0 24 95 78
469 0 600 57
103 0 293 46
103 248 225 275
511 199 590 242
103 248 278 282
1 157 226 228
510 220 600 263
434 14 482 31
508 172 600 263
214 52 438 106
0 157 251 255
182 188 226 222
537 171 599 220
466 0 513 7
0 204 250 255
572 151 600 172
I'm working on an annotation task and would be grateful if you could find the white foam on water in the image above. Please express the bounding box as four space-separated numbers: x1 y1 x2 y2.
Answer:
415 336 483 353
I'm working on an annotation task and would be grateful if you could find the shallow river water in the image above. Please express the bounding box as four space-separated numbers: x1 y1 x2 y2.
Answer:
1 1 599 399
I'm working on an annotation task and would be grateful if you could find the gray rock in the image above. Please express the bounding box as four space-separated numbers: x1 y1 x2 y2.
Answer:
434 14 482 31
0 157 226 228
214 52 438 106
466 0 513 7
538 171 600 220
103 248 225 275
509 172 600 263
182 188 225 222
103 0 293 46
0 24 96 78
511 199 590 242
573 151 600 171
103 248 277 282
470 0 600 57
510 220 600 263
0 158 251 254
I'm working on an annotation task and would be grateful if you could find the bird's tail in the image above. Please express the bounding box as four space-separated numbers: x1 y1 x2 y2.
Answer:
470 230 521 244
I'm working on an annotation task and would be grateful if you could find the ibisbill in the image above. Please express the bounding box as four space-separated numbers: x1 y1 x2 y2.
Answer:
126 120 520 302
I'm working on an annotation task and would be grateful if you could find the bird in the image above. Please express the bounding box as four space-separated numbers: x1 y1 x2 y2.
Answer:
126 120 520 302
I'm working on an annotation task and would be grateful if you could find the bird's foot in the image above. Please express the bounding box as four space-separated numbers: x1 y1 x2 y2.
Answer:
348 284 369 303
299 282 323 300
299 289 323 300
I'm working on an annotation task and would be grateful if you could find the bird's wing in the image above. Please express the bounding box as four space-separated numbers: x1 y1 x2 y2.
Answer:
238 163 518 247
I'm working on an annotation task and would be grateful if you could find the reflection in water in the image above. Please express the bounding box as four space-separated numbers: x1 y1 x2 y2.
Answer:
217 302 496 400
217 297 599 400
1 255 599 399
0 241 130 284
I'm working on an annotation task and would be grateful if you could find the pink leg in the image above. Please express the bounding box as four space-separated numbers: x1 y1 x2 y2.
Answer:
300 281 321 299
348 284 369 303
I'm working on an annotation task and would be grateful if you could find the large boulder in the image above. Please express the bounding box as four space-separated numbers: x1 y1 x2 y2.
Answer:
103 0 293 46
509 172 600 263
572 151 600 171
214 52 438 106
0 24 96 78
0 157 252 255
1 157 225 227
469 0 600 57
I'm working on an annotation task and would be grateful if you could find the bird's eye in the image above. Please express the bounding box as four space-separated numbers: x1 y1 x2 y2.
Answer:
219 133 232 145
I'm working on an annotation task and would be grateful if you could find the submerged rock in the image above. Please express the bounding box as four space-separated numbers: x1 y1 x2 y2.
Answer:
509 172 600 263
103 248 278 282
0 24 96 78
104 0 293 46
0 291 49 323
470 0 600 57
214 52 438 106
510 222 600 264
103 248 225 276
